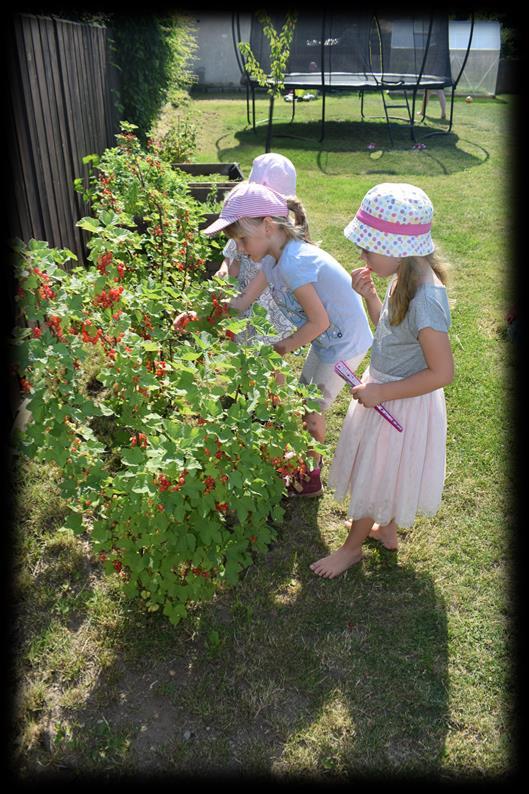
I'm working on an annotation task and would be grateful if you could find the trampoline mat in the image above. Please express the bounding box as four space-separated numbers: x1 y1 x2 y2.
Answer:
279 72 452 90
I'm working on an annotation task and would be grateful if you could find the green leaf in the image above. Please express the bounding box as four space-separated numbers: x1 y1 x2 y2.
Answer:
227 470 243 490
123 581 138 599
223 560 242 585
124 551 144 573
163 602 187 625
77 217 101 233
171 502 186 522
121 447 145 467
50 444 69 467
199 521 221 545
91 522 111 543
142 341 161 352
132 483 152 494
235 496 254 523
163 286 180 300
63 512 83 534
100 209 117 226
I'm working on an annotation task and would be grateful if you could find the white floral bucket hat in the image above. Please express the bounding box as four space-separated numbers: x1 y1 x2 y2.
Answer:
344 182 435 257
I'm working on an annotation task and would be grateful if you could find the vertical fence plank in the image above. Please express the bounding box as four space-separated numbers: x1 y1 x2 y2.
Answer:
13 14 53 242
24 16 63 247
37 16 75 253
54 17 92 263
7 42 43 242
45 16 84 258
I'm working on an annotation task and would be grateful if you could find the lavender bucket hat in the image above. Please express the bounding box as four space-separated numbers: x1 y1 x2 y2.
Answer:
344 182 435 257
249 152 297 197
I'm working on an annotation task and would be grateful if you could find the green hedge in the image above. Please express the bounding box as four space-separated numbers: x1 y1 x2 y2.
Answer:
108 14 198 140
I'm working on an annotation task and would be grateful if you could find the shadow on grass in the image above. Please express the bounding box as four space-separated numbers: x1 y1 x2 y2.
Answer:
41 494 449 779
216 118 489 178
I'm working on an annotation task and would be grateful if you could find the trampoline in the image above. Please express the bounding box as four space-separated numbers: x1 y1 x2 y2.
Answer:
233 13 475 145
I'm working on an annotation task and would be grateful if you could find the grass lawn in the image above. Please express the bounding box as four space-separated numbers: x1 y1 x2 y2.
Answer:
11 90 516 780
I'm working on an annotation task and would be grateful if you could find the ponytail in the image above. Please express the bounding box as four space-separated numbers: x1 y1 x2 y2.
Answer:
224 193 313 244
285 196 311 242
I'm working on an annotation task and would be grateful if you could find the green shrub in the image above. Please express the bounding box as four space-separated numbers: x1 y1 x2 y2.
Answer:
11 126 322 626
154 113 199 165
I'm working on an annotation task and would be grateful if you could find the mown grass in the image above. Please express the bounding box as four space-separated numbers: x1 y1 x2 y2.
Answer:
11 90 516 780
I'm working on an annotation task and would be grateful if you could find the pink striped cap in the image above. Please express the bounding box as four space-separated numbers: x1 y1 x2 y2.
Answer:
202 181 289 236
344 182 435 257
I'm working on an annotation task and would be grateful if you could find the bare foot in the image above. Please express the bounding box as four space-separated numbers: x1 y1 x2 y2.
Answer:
344 519 398 550
369 521 398 550
310 546 364 578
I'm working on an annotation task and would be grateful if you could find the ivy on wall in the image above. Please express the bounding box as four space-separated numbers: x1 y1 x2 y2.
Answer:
108 14 198 140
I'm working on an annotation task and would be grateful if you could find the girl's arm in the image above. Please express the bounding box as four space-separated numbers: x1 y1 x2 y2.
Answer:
352 327 454 406
273 283 330 356
174 269 267 331
228 258 241 278
214 257 241 279
214 257 230 278
351 267 382 326
228 270 268 313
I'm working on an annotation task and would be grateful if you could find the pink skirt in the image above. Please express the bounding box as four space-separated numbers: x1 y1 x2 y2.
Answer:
328 365 447 528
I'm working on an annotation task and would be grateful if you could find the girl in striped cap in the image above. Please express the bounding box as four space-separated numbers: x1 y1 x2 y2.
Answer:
175 180 373 497
311 183 454 578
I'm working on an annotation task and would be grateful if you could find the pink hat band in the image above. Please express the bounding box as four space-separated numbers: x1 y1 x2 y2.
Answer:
344 183 435 257
355 208 432 236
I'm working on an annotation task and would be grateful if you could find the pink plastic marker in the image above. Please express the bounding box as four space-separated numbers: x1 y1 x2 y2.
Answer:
334 360 403 432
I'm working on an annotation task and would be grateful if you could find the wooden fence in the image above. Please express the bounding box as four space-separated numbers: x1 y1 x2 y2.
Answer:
7 13 121 268
6 12 121 425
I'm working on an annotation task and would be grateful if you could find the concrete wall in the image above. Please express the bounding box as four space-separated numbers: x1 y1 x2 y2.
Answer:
191 13 251 89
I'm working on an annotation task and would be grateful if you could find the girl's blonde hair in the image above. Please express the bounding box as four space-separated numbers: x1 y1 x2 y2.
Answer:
224 196 312 243
389 249 450 326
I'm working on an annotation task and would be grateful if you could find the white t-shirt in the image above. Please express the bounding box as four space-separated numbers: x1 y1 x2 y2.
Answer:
260 239 373 362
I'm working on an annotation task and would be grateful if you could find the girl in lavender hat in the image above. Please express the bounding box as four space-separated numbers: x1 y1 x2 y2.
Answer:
214 153 297 346
311 182 454 578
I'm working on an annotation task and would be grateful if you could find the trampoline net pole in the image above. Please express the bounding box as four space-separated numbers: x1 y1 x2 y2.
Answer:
232 12 251 127
320 11 327 142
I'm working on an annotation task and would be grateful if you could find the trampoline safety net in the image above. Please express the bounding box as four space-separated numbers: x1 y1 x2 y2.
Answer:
247 13 453 90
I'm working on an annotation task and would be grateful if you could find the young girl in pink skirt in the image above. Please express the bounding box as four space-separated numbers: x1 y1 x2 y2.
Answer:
311 182 454 578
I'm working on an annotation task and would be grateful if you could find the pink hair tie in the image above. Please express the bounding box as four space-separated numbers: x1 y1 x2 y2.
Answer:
356 208 432 236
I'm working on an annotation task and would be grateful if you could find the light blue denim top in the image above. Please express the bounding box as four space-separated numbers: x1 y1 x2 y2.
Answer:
260 239 373 362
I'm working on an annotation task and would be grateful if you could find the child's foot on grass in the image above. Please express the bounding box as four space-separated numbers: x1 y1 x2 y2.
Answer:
369 522 398 550
310 546 364 578
344 518 398 550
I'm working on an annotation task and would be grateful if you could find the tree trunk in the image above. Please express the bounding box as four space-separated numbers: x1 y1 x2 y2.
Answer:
265 94 274 153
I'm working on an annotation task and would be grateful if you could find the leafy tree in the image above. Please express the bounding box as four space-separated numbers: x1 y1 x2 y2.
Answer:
238 11 298 152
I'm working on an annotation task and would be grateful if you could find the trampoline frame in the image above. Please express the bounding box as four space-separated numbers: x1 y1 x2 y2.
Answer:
232 12 475 146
